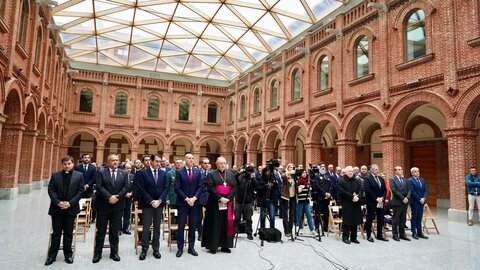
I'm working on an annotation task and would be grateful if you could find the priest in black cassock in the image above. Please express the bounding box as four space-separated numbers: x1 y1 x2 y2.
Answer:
201 157 237 254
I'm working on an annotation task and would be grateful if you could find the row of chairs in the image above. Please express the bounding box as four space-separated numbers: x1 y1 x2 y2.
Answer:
327 203 439 240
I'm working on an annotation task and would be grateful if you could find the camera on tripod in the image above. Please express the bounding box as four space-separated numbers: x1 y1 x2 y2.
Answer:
265 159 280 172
307 163 320 178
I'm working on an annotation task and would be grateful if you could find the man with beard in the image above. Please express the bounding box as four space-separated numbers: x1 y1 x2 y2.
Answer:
337 166 364 244
314 163 332 233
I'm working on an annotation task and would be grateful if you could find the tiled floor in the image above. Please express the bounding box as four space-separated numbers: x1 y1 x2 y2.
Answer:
1 187 479 270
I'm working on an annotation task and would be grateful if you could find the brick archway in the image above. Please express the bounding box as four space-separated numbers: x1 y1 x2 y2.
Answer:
342 104 385 140
18 103 38 189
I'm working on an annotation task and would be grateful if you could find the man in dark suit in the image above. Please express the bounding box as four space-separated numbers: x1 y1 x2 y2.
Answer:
389 166 411 242
364 164 388 242
160 157 171 172
408 167 429 240
75 154 96 197
137 153 168 260
92 153 129 263
45 155 84 266
174 153 203 257
121 162 135 235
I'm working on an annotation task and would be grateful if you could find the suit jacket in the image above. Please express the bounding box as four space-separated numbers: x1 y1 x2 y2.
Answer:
75 163 97 194
175 167 203 207
95 167 130 211
48 170 84 216
389 176 411 206
137 167 168 209
364 174 387 206
408 177 427 205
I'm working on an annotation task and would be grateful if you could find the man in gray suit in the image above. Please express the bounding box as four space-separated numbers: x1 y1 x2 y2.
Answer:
45 155 84 266
389 166 411 242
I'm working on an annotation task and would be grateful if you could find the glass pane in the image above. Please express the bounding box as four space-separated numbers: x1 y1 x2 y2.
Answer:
292 69 300 100
147 96 159 118
240 95 246 118
405 9 426 61
178 99 189 121
254 89 261 113
207 102 217 123
79 89 93 112
319 56 329 90
355 36 369 78
271 80 278 108
228 101 234 122
115 92 127 115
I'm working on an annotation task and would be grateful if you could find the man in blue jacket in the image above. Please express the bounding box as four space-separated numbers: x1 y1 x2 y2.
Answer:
408 167 428 239
466 167 480 226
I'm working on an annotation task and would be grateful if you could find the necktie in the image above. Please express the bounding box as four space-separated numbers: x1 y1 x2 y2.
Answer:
417 178 421 188
188 168 192 182
153 169 158 185
84 165 87 172
375 176 381 188
399 177 403 185
111 170 116 184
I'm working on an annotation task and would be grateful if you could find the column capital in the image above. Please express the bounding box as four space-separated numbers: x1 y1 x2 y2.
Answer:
304 142 322 148
444 127 479 138
335 139 357 146
279 145 295 151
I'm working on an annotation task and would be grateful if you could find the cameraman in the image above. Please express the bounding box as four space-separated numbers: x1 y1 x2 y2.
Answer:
257 167 278 229
234 166 259 240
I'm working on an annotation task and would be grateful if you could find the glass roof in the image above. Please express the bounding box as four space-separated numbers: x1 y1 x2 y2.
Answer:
53 0 342 82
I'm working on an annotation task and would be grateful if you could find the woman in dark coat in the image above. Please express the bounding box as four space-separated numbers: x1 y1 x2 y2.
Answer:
337 166 364 244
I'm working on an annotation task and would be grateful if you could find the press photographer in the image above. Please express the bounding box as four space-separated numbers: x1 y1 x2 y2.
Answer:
256 159 280 229
234 165 259 240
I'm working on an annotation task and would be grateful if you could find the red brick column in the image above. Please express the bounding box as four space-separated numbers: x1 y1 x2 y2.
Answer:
380 134 406 177
18 129 38 193
32 134 47 182
42 138 54 179
234 150 244 168
192 150 201 166
130 147 138 162
305 142 322 164
445 128 478 221
162 145 171 163
0 123 25 199
95 146 105 165
51 141 61 173
335 139 357 167
59 144 69 160
262 147 274 165
220 151 234 168
280 145 295 165
246 149 257 166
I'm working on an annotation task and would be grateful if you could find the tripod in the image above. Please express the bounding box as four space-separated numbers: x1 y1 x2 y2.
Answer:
234 174 254 247
253 171 277 247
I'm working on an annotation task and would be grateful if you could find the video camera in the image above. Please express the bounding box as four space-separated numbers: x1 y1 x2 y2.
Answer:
307 163 321 178
243 164 256 178
265 159 280 173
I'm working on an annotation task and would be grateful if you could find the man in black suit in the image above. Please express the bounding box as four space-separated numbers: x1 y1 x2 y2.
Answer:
137 153 168 260
121 162 135 235
174 153 204 257
45 155 84 266
389 166 411 242
364 164 388 242
92 153 130 263
75 154 96 197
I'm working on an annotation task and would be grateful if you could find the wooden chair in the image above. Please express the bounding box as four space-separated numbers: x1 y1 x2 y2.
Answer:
358 205 367 239
133 207 143 254
74 198 91 242
422 204 439 235
327 205 343 239
162 207 170 240
46 219 77 259
167 207 179 252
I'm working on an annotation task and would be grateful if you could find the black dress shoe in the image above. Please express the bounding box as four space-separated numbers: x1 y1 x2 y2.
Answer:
376 237 389 242
393 236 400 241
418 233 429 239
367 237 374 242
247 234 254 240
139 251 147 260
176 249 183 258
351 239 360 244
412 233 419 240
342 239 351 244
400 235 411 241
220 247 231 253
209 249 217 254
110 254 121 261
123 230 131 235
153 251 161 259
92 255 102 263
44 257 56 266
197 235 202 241
65 256 74 264
188 248 198 256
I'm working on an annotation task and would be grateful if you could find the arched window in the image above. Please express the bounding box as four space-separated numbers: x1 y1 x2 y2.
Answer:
147 96 159 118
34 28 42 66
79 88 93 112
46 48 51 80
207 102 218 123
253 88 260 113
291 68 301 101
228 100 235 123
178 99 189 121
355 35 369 78
318 56 329 90
18 0 28 46
405 9 426 61
270 80 278 108
114 92 128 115
240 95 246 118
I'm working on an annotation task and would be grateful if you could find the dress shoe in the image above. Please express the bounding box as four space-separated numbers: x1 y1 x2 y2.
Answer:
468 219 473 226
176 249 183 258
110 254 121 261
209 249 217 254
122 230 131 235
376 237 389 242
247 234 254 240
400 235 411 241
44 257 56 266
418 234 429 239
139 251 147 260
342 239 351 244
367 236 374 242
393 236 400 241
412 233 419 240
351 239 360 244
197 235 202 241
65 256 74 264
153 251 161 259
92 254 102 263
188 248 198 256
220 247 231 253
